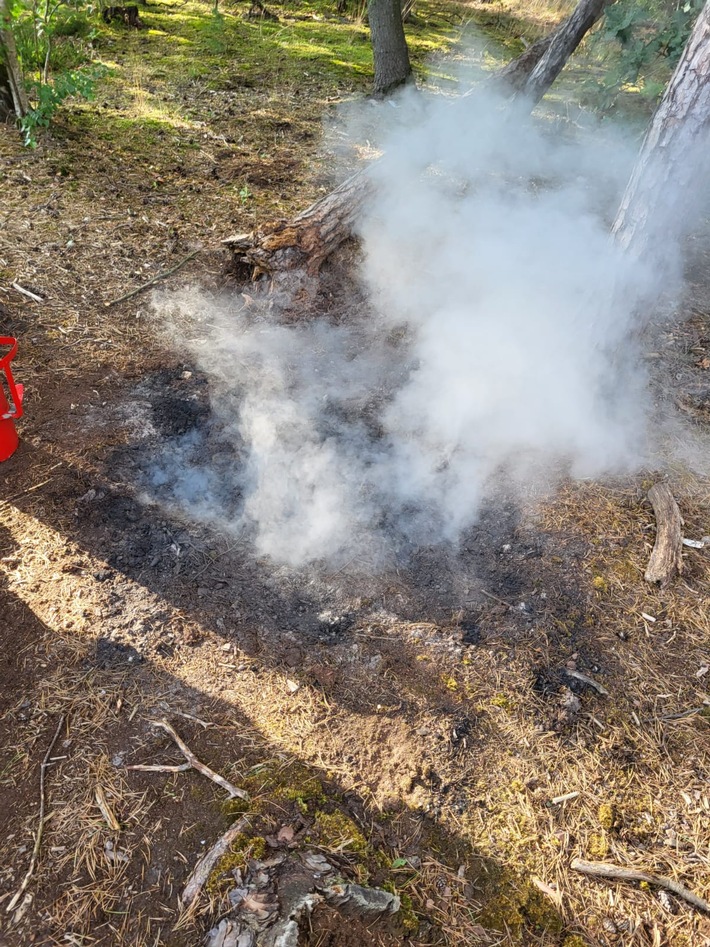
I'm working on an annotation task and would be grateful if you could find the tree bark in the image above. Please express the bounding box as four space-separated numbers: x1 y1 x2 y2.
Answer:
368 0 411 97
226 0 615 278
0 59 13 119
612 1 710 257
521 0 611 104
0 0 29 119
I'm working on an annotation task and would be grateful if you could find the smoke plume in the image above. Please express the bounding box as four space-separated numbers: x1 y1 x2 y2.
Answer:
152 79 684 568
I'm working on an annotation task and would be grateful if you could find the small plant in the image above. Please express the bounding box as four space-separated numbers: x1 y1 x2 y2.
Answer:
3 0 106 144
19 63 106 146
238 183 253 204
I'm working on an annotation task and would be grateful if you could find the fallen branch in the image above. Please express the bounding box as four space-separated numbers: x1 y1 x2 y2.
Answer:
571 859 710 914
182 816 251 906
104 249 200 307
149 718 249 800
224 0 613 280
645 483 683 587
6 715 65 913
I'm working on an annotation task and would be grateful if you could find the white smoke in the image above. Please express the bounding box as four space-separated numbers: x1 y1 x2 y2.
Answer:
152 79 686 567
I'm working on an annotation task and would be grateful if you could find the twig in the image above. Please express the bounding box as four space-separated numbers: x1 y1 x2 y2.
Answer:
192 542 239 580
550 790 580 805
125 762 192 773
643 706 707 723
571 859 710 914
11 282 43 302
149 719 248 800
182 817 250 906
565 669 609 696
104 250 200 307
6 715 65 913
479 589 513 608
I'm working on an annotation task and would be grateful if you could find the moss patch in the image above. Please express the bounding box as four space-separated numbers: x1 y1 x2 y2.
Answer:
309 810 368 855
206 834 268 894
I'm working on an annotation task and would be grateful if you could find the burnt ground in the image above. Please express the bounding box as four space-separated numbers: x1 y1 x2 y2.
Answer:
1 17 710 947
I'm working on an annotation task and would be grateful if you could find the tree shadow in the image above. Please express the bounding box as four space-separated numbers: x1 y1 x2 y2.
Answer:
0 515 573 947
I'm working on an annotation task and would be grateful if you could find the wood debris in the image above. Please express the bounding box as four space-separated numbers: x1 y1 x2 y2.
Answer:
645 483 683 587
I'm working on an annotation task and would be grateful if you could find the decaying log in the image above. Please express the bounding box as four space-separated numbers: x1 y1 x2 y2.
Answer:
644 483 683 587
571 859 710 914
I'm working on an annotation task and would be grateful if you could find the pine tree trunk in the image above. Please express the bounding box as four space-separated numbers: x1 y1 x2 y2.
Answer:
0 0 29 118
612 1 710 257
522 0 611 104
368 0 411 97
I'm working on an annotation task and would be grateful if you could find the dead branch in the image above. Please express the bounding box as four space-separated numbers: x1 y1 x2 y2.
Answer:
149 718 249 800
6 715 65 913
644 483 683 587
571 859 710 914
104 249 200 307
182 817 251 906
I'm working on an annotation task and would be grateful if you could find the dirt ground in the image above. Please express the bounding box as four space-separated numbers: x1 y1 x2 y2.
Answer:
1 5 710 946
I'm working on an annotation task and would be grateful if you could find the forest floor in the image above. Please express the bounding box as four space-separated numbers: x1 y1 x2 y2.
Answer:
1 1 710 945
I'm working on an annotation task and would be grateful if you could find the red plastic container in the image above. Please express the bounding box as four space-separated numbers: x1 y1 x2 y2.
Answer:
0 337 24 462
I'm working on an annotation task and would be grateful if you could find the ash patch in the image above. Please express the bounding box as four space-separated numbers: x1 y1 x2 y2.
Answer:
137 365 211 438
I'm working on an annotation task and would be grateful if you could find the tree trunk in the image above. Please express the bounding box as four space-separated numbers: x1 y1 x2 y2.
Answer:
226 0 614 278
368 0 411 97
0 0 29 119
0 60 13 119
521 0 611 104
612 1 710 257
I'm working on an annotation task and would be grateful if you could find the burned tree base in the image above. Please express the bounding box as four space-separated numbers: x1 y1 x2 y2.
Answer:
223 170 371 282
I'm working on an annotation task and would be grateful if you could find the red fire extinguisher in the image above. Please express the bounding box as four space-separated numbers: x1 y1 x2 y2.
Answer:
0 337 24 462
